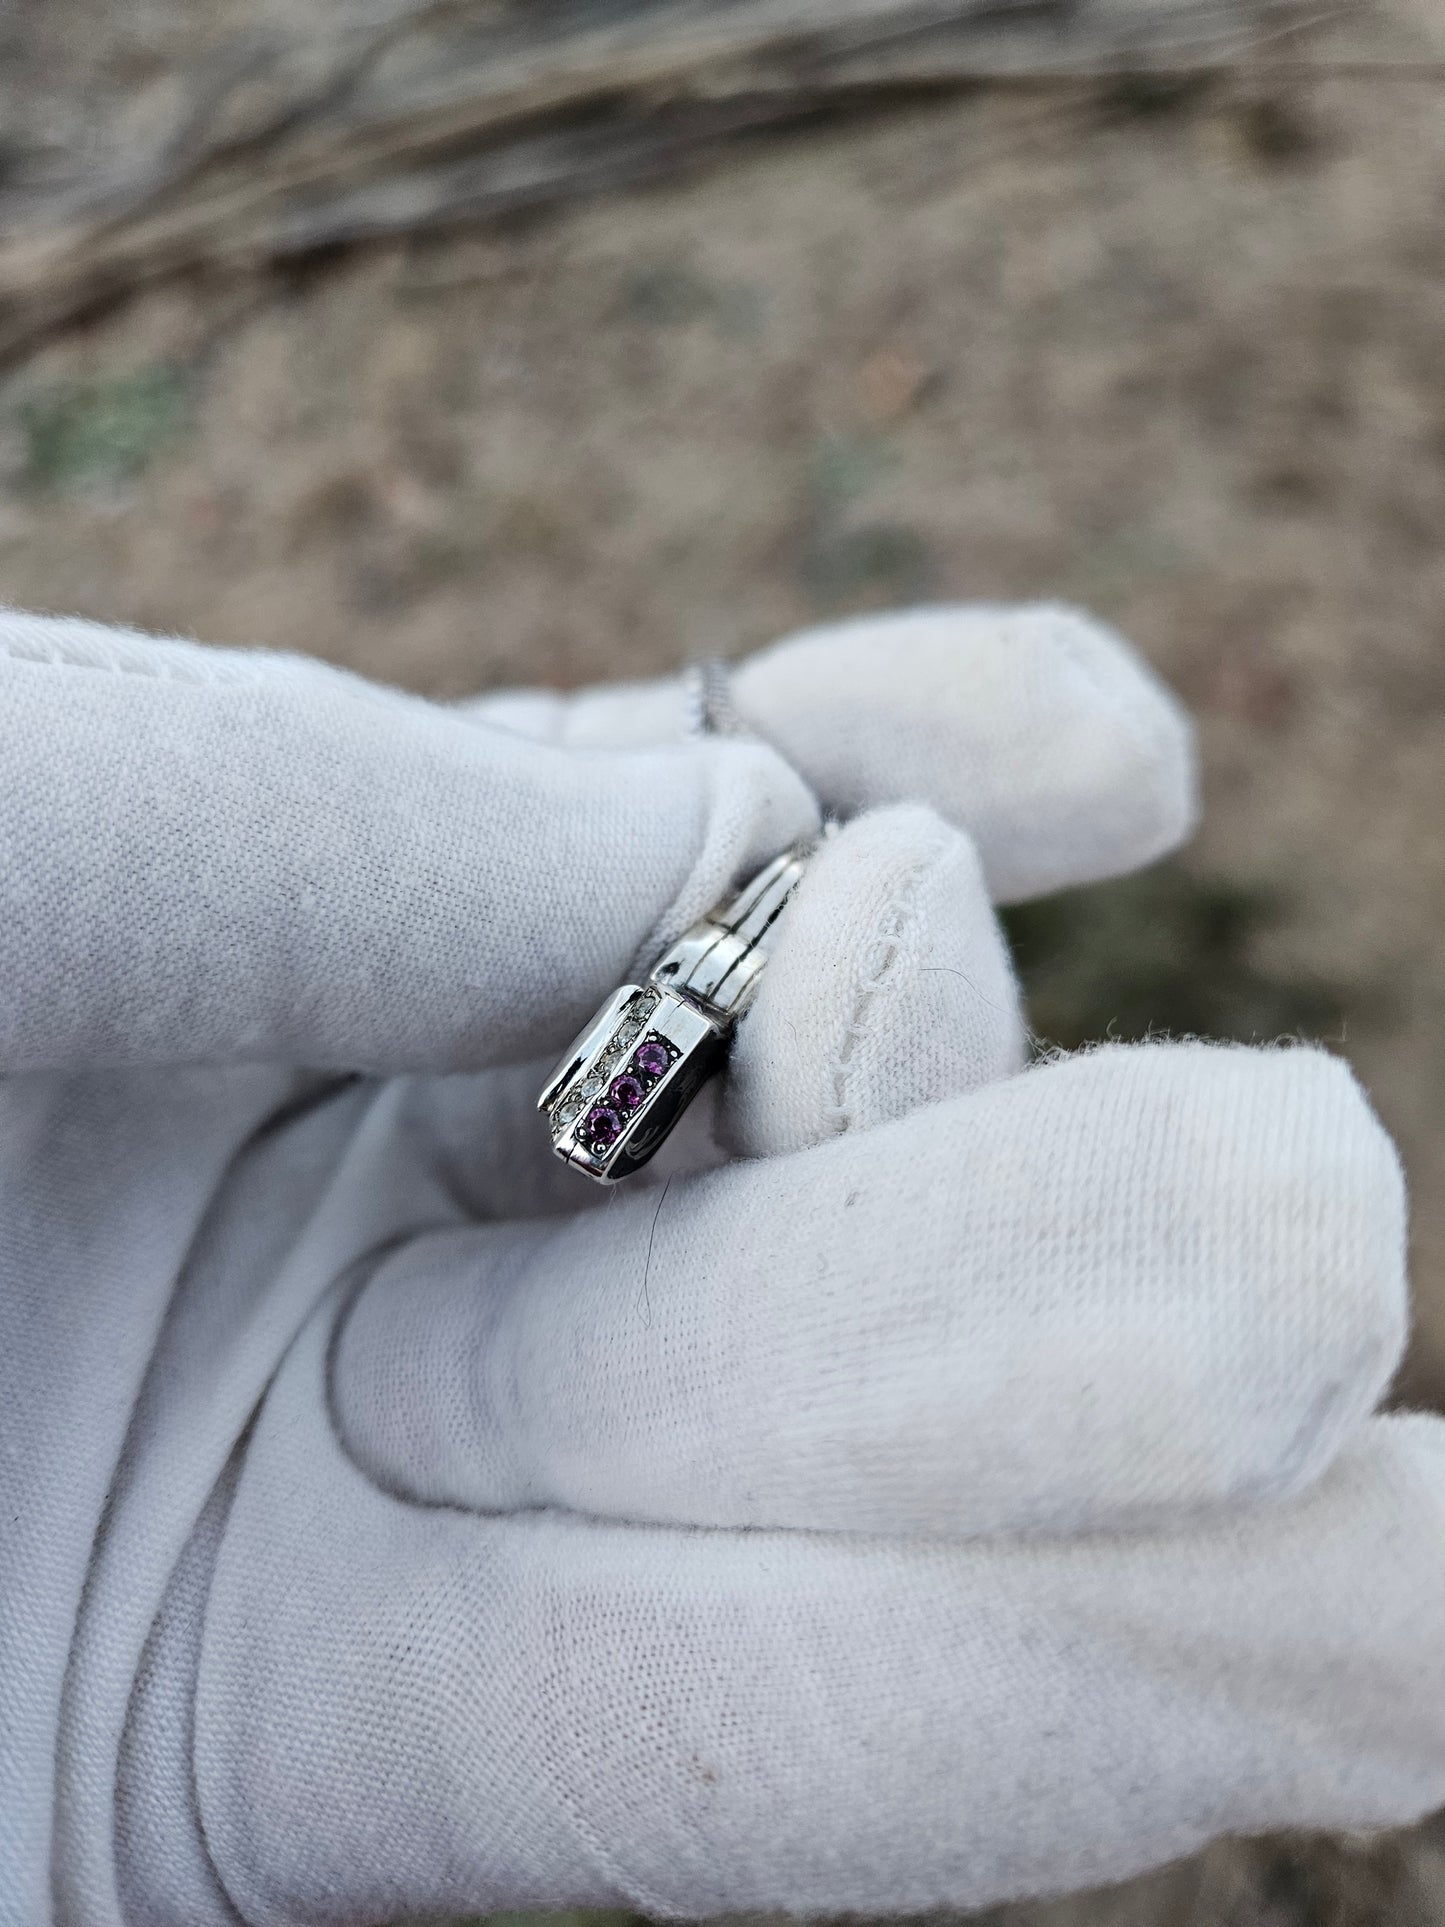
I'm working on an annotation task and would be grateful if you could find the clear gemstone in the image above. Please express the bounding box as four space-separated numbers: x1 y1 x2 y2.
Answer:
581 1075 604 1098
556 1093 583 1124
614 1020 641 1047
597 1049 623 1076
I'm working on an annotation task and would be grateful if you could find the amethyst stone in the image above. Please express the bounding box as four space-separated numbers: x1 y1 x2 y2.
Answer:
584 1104 623 1149
609 1073 645 1114
633 1039 670 1081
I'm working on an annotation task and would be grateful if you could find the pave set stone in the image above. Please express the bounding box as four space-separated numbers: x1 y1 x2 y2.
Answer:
551 991 680 1160
580 1032 679 1152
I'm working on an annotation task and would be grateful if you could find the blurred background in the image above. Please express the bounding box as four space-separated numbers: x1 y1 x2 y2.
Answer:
3 0 1444 1920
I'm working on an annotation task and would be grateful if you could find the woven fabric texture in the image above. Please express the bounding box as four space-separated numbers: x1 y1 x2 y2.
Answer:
0 603 1438 1927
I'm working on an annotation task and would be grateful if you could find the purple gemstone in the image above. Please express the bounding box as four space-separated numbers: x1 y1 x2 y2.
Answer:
633 1040 670 1081
584 1104 622 1149
609 1072 645 1114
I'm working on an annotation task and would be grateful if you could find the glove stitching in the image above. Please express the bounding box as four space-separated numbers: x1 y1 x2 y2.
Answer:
0 615 419 708
0 624 239 685
547 1783 682 1922
1043 603 1151 738
1042 602 1190 800
826 842 939 1134
541 1601 690 1922
116 1451 255 1927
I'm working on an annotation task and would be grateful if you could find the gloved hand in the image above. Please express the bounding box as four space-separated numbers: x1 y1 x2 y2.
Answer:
0 603 1440 1927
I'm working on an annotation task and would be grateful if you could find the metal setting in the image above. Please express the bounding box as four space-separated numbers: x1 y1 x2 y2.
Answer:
539 844 810 1183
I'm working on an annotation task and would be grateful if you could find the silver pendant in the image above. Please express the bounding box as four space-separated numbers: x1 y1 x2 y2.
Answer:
538 844 810 1183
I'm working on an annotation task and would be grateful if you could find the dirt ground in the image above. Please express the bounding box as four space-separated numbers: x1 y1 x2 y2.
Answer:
2 40 1444 1927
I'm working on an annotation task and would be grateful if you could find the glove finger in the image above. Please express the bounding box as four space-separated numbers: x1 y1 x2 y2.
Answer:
334 1042 1405 1537
721 803 1025 1157
0 610 815 1072
182 1371 1445 1924
466 602 1197 901
390 795 1025 1198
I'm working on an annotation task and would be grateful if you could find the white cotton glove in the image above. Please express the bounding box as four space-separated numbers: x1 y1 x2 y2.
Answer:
0 604 1439 1927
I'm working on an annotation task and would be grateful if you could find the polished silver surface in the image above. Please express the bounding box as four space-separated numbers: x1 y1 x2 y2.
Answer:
648 847 808 1019
539 843 811 1183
